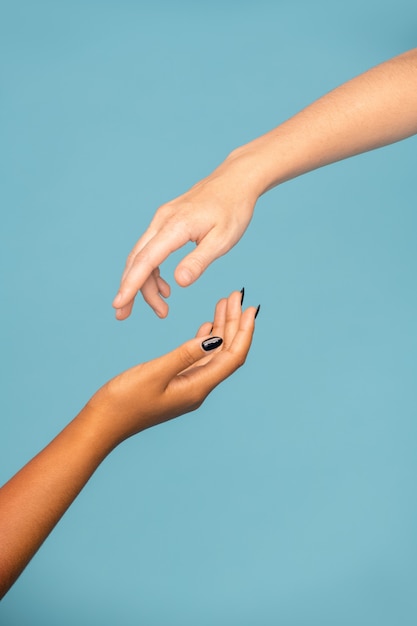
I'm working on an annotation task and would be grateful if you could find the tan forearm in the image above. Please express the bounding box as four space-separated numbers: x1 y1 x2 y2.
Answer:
0 407 115 599
226 48 417 196
0 294 254 597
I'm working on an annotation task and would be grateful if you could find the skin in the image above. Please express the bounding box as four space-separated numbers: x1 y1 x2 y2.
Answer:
112 47 417 320
0 291 257 599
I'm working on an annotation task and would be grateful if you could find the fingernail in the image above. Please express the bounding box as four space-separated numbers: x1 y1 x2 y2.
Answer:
209 325 213 334
240 287 245 305
255 304 261 319
113 293 122 307
202 336 223 351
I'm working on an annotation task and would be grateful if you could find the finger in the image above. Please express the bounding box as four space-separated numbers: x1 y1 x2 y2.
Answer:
226 306 257 362
123 229 158 274
113 243 158 320
178 321 214 375
141 271 169 319
186 297 229 371
115 302 134 320
195 321 213 338
115 233 159 313
113 226 190 309
224 290 244 348
174 229 226 287
211 297 227 339
156 273 171 298
117 219 165 286
152 334 224 387
184 306 257 396
116 269 170 320
189 322 215 370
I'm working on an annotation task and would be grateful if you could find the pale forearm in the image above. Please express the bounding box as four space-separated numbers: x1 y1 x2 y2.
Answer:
0 407 117 598
113 48 417 318
225 48 417 197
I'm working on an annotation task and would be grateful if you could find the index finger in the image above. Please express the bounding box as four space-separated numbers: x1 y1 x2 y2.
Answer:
113 225 191 309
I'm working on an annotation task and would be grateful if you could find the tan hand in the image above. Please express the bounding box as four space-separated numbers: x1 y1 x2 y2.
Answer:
97 290 257 442
0 291 258 599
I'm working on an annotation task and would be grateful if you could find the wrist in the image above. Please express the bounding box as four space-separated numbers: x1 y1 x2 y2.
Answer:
222 133 292 198
223 108 340 197
221 145 271 199
82 384 152 450
75 403 126 457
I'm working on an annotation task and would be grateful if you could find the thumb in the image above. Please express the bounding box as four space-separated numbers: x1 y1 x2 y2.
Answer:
155 335 223 384
174 233 225 287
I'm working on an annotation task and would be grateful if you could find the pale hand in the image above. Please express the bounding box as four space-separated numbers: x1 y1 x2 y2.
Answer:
112 157 257 320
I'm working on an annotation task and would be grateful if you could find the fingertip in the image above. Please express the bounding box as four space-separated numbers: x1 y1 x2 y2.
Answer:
113 292 123 308
113 289 134 310
175 266 195 287
241 305 258 329
155 303 169 319
226 289 246 310
214 296 228 311
115 304 132 321
196 321 213 338
201 336 223 352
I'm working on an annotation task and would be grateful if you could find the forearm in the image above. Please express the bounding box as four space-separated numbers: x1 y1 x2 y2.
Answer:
225 48 417 197
0 294 253 595
0 406 118 599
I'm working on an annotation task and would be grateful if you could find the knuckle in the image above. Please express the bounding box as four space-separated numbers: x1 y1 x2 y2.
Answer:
154 201 179 226
168 216 192 240
188 254 206 274
154 203 173 221
179 345 197 369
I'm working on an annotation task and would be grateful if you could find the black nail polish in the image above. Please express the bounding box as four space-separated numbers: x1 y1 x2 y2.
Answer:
255 304 261 319
202 336 223 351
209 325 213 335
240 287 245 305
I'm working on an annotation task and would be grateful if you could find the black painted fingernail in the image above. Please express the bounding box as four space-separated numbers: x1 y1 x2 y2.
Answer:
202 336 223 351
240 287 245 305
209 325 213 335
255 304 261 319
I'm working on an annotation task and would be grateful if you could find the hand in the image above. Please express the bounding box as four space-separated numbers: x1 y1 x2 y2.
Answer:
93 290 258 443
113 48 417 322
112 156 258 320
0 291 258 599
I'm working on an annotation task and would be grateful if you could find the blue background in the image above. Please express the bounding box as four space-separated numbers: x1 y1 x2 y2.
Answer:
1 1 417 624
